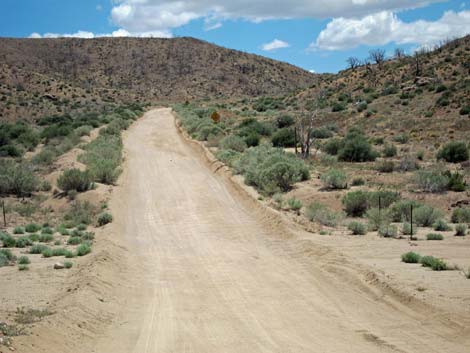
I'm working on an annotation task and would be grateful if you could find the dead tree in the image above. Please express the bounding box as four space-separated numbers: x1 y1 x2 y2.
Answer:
295 111 316 159
346 56 360 71
394 48 406 60
369 49 386 69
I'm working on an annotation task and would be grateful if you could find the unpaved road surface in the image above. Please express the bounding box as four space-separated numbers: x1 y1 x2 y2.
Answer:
92 108 469 353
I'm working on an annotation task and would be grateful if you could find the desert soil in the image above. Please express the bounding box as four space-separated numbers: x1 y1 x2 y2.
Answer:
6 108 470 353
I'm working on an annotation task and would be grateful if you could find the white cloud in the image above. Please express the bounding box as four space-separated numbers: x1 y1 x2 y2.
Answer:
261 39 290 51
29 32 42 39
314 10 470 50
109 0 439 33
309 69 316 73
29 29 172 39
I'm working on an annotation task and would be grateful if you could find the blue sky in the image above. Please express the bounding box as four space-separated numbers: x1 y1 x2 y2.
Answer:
1 0 469 73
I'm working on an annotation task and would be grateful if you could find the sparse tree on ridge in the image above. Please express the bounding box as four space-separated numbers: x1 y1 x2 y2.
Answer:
346 57 360 71
369 49 386 69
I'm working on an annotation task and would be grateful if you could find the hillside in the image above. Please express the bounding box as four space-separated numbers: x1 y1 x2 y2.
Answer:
0 37 316 121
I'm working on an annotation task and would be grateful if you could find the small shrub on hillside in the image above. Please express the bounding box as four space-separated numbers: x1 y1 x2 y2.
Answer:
342 191 368 217
1 233 16 248
445 171 467 192
15 236 32 248
331 102 346 112
348 221 367 235
67 237 82 245
0 249 16 266
64 261 73 269
287 198 303 212
402 222 418 236
402 252 421 263
271 128 296 148
52 248 68 257
433 219 452 231
30 244 48 254
351 178 365 186
41 227 53 235
376 160 395 173
13 227 25 234
390 200 423 222
219 135 247 152
338 129 378 162
18 256 30 265
216 149 241 167
415 170 448 193
426 233 444 241
420 256 447 271
414 205 443 227
244 133 260 147
455 224 467 236
323 138 343 156
57 169 93 193
306 202 343 227
311 128 333 139
76 242 92 256
97 212 113 227
25 223 41 233
38 234 53 243
383 144 397 157
451 208 470 223
398 155 419 172
459 106 470 115
41 248 53 258
367 190 400 209
378 224 398 237
0 160 39 197
393 133 409 144
64 201 97 225
437 141 469 163
366 208 391 231
276 115 294 128
320 169 348 190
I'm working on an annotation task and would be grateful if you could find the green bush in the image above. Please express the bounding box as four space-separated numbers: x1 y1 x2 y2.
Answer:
398 154 419 172
38 234 53 243
276 115 294 128
0 160 39 197
414 205 443 227
367 190 400 209
76 242 92 256
287 198 303 212
18 264 29 271
402 252 421 263
426 233 443 240
13 227 25 234
436 141 469 163
219 135 247 152
393 133 409 144
455 224 467 236
64 261 73 269
320 169 348 190
64 201 97 225
1 233 16 248
323 138 343 156
366 208 391 231
25 223 41 233
97 212 113 227
15 236 32 248
29 244 49 254
41 227 53 235
390 200 423 222
378 224 398 238
402 222 418 236
433 219 452 231
311 128 333 139
244 133 260 147
337 129 378 162
306 202 343 227
18 256 30 265
77 224 87 231
215 149 241 167
445 171 467 192
271 128 296 148
415 170 448 193
451 208 470 223
41 248 53 258
67 237 82 245
57 169 93 192
351 178 365 186
52 248 68 257
376 160 395 173
383 144 397 158
459 106 470 115
342 191 368 217
420 256 447 271
348 221 367 235
331 102 346 112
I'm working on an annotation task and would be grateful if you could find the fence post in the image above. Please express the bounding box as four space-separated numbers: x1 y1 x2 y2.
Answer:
2 200 6 228
294 127 298 155
410 204 413 241
378 196 382 226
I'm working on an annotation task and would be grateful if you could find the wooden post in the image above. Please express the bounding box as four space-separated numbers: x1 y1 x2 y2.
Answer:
2 200 6 228
294 127 298 155
410 204 413 241
378 196 381 226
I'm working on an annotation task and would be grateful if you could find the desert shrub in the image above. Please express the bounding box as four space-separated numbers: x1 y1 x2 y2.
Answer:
331 102 346 112
67 237 82 245
219 135 247 152
451 208 470 223
38 234 53 243
445 171 467 192
338 129 378 162
378 224 398 237
29 244 48 254
32 147 57 165
414 170 448 193
342 191 368 217
351 177 365 186
64 201 97 225
57 169 93 192
15 236 32 248
402 222 418 236
41 227 53 235
436 141 469 163
402 252 421 263
356 101 368 112
13 227 25 234
28 234 39 242
427 233 444 240
75 125 93 136
398 155 419 172
323 138 343 156
0 160 39 197
0 253 9 267
234 144 309 194
76 242 92 256
272 193 284 208
64 261 73 269
305 202 343 227
276 115 294 128
64 250 75 258
18 264 29 271
393 133 409 144
1 233 16 248
237 119 274 137
244 133 260 147
287 198 302 212
81 232 95 241
367 190 400 209
77 224 87 231
376 160 395 173
271 128 296 148
97 212 113 226
414 205 443 227
311 128 333 139
348 221 367 235
52 248 68 257
41 248 53 258
25 223 41 233
366 208 391 231
18 256 30 265
455 224 467 236
80 135 122 184
420 256 447 271
433 219 452 231
459 106 470 115
390 200 423 222
383 144 397 157
215 149 241 167
320 169 348 190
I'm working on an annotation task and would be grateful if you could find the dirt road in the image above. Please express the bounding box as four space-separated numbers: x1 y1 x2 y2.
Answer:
92 108 469 353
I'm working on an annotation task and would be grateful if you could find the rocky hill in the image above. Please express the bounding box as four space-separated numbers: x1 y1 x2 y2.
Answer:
0 37 316 121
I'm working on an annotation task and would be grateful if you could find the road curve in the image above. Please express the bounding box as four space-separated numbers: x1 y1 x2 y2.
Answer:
93 108 469 353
